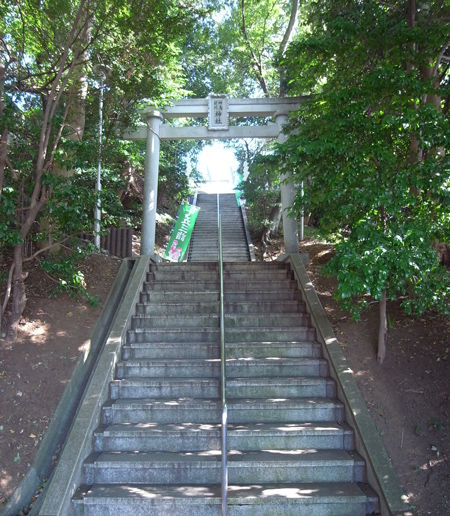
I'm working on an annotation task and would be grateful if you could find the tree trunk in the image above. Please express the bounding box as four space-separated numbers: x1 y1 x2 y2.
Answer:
240 0 270 96
279 0 299 96
377 290 387 364
53 9 91 177
0 127 7 198
0 63 7 199
5 244 26 342
40 9 92 249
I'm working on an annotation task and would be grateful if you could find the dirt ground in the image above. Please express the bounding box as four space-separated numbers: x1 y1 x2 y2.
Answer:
1 243 449 514
300 240 450 516
0 254 121 509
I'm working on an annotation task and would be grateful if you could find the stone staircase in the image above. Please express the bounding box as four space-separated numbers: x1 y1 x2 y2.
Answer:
72 261 378 515
188 193 250 262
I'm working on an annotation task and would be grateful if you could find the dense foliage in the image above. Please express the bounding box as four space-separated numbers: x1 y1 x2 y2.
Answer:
1 0 447 360
279 0 449 361
0 0 215 340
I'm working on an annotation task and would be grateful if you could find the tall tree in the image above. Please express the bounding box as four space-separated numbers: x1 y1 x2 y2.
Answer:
0 0 211 341
281 0 449 362
207 0 299 97
198 0 302 245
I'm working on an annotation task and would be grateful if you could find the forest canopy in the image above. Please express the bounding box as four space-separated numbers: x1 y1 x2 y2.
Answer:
1 0 449 360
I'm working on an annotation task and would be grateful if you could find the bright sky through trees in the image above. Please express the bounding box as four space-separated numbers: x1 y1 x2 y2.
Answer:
196 142 239 193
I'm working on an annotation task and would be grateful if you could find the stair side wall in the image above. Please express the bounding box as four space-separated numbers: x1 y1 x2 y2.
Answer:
37 256 152 516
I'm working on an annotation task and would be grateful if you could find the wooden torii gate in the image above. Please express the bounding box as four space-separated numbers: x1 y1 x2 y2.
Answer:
124 95 306 256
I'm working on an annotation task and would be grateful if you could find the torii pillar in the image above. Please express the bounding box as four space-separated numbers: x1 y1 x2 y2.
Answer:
276 113 299 254
141 109 163 256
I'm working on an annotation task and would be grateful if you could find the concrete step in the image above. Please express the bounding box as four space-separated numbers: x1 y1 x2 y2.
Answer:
189 239 244 244
223 279 297 291
128 328 219 344
227 398 344 424
147 270 218 282
116 357 328 379
110 376 333 400
110 377 220 399
226 300 304 315
131 314 219 329
188 254 249 261
130 313 309 330
135 301 218 316
223 290 300 302
192 229 243 234
189 192 250 263
134 300 303 316
128 326 315 343
93 421 354 453
193 227 244 233
188 257 219 262
224 313 310 328
188 259 257 263
116 358 220 378
93 422 223 452
143 280 219 291
226 340 321 358
225 326 316 342
82 449 365 485
227 376 335 398
225 300 305 314
140 291 219 304
191 257 249 263
121 340 320 360
150 262 217 271
223 262 287 272
223 253 249 258
102 397 220 424
102 398 343 425
73 482 378 516
222 269 290 280
122 341 219 360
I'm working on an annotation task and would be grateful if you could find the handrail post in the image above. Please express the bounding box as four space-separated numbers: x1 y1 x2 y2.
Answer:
217 194 228 515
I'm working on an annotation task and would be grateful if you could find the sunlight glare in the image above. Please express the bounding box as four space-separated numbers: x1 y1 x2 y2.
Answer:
197 142 238 194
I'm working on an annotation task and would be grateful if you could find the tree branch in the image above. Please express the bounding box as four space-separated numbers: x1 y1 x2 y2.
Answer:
240 0 270 96
20 0 88 241
432 41 450 78
23 237 70 263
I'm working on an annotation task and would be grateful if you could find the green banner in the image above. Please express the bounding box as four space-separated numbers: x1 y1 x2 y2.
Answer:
234 170 244 205
163 203 200 262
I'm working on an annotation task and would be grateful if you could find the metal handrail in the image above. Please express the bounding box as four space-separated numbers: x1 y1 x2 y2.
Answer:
217 194 228 515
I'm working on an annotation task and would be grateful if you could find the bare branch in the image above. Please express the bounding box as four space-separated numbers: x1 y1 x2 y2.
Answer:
23 237 70 263
43 102 71 173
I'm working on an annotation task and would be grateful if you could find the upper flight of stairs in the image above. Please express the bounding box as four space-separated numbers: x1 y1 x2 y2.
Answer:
72 260 378 515
188 193 250 262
